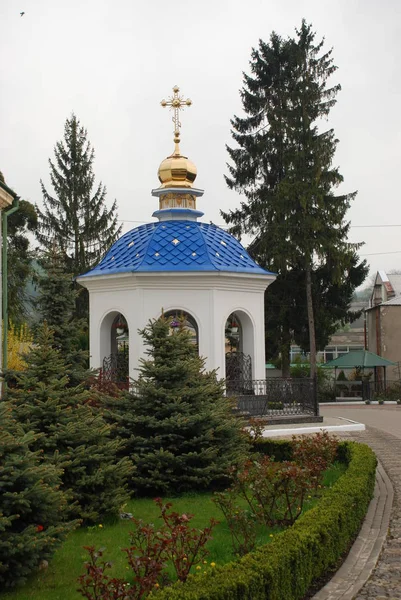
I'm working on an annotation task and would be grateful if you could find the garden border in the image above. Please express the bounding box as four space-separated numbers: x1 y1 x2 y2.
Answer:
312 460 393 600
152 440 377 600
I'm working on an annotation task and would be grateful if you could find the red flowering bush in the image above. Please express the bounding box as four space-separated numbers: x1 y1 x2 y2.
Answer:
292 431 339 489
213 456 313 557
78 499 218 599
213 489 257 556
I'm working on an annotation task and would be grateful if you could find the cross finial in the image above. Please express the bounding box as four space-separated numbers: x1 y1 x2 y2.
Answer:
160 85 192 154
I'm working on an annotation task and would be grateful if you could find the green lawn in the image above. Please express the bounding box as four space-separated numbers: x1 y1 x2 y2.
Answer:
1 463 346 600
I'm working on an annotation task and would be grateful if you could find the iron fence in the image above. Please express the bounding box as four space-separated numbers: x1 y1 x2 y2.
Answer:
227 378 318 417
319 379 401 402
100 351 129 390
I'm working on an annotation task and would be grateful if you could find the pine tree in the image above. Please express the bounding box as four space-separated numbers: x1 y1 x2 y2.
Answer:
222 21 368 377
6 324 132 524
111 316 249 496
0 402 76 587
7 322 33 371
36 248 88 384
292 254 369 353
37 114 122 319
1 169 38 325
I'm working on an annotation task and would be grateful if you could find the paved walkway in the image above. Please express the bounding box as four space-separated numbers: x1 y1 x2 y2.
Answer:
320 405 401 440
317 406 401 599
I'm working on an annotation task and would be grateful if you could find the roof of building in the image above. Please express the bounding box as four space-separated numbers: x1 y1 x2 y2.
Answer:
378 270 390 283
323 349 396 368
81 220 274 278
387 273 401 297
381 295 401 306
0 179 18 209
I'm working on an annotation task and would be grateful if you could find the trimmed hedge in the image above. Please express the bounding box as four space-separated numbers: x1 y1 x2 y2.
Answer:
252 438 294 461
152 440 377 600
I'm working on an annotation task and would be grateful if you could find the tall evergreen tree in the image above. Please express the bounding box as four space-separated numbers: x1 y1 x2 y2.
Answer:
1 171 38 324
111 316 248 495
222 21 368 376
6 324 132 524
0 402 76 587
37 114 122 319
8 201 38 325
292 254 369 353
36 247 88 384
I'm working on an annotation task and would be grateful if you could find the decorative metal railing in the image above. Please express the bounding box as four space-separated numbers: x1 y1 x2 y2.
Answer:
322 379 401 402
226 378 318 417
100 351 129 390
225 351 252 382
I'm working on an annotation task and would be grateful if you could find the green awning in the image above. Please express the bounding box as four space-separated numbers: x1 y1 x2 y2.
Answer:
323 350 396 369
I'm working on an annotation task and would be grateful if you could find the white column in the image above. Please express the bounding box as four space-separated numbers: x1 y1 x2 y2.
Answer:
253 292 266 380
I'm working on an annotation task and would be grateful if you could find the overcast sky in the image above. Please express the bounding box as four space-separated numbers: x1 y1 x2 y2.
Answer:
1 0 400 286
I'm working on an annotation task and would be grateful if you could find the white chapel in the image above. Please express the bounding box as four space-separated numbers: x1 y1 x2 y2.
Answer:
77 86 275 385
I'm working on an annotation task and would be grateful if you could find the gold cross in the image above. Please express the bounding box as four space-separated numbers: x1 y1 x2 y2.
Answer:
160 85 192 148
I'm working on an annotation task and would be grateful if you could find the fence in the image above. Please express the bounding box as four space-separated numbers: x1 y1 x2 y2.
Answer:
100 351 129 390
226 378 318 417
319 379 401 402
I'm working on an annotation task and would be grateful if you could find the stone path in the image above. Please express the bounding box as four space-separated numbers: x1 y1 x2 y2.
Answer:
312 437 394 600
316 407 401 599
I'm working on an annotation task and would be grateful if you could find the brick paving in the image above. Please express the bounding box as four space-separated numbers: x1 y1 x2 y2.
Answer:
320 406 401 599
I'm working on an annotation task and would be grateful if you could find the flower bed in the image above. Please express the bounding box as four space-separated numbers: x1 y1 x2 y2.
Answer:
153 440 376 600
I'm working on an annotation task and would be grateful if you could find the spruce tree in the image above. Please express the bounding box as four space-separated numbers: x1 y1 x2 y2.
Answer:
1 170 38 325
0 402 76 587
37 114 122 319
6 324 132 524
113 316 248 495
36 248 88 384
223 21 368 376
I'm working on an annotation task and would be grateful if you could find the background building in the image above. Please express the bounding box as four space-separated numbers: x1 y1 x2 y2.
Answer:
366 271 401 378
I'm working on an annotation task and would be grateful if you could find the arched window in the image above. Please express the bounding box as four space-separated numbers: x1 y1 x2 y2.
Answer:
99 312 129 389
225 311 255 391
225 312 242 353
164 310 199 348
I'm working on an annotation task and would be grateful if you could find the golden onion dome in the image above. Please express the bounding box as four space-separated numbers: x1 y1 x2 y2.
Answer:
157 145 197 189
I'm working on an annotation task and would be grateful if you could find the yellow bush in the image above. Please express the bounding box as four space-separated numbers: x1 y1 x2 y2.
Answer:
7 322 33 371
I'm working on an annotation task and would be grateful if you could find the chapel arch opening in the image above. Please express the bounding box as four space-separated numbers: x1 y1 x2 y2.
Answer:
99 311 129 389
163 309 199 350
225 310 255 391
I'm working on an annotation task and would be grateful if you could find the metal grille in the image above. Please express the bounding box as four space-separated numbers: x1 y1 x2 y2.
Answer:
100 351 129 390
227 378 318 417
226 352 252 391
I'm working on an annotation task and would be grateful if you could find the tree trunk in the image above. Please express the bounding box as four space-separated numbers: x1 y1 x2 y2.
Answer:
281 328 291 378
305 261 317 379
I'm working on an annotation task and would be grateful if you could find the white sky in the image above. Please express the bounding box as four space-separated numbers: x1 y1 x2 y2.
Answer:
1 0 400 285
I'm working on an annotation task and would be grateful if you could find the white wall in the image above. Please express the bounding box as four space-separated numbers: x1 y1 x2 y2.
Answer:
81 272 272 382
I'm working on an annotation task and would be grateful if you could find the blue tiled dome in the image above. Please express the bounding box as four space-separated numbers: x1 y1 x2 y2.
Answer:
81 221 273 277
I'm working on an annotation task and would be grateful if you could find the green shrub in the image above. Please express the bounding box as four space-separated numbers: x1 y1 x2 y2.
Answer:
153 440 376 600
252 438 293 461
6 325 133 525
267 401 284 410
317 381 336 403
290 356 327 383
111 317 249 496
0 403 77 587
375 382 401 402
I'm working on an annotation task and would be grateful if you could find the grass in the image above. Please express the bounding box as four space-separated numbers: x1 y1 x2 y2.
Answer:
1 463 346 600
